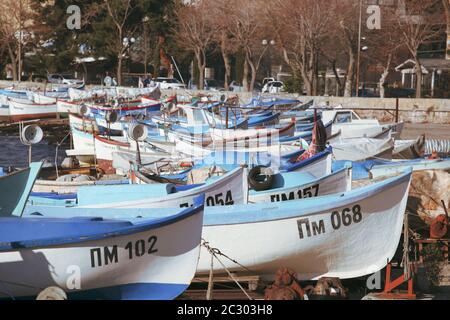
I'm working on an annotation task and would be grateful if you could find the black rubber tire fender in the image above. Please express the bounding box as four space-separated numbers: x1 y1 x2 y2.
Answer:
248 165 275 191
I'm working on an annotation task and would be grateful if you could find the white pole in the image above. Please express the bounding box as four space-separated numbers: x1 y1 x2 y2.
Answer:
431 70 435 97
171 56 185 84
355 0 363 97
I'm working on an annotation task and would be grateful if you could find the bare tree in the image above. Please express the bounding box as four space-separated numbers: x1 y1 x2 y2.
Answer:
270 0 334 96
173 1 215 90
209 1 238 91
104 0 138 86
364 6 404 98
444 0 450 58
227 0 268 92
395 0 445 98
0 0 33 81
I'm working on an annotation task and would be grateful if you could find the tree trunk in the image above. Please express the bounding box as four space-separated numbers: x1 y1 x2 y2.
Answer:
303 74 313 95
221 33 231 91
379 53 392 98
242 59 249 92
344 48 355 97
331 60 342 96
247 54 257 92
444 0 450 59
7 45 18 81
195 50 206 90
117 56 123 86
415 58 423 98
223 56 231 91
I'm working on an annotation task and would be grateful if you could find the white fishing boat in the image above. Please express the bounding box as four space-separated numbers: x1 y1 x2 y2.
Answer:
57 100 82 116
0 162 42 216
27 170 413 281
173 135 304 159
284 148 333 178
393 135 425 159
76 167 248 208
9 97 57 122
69 113 99 134
321 109 403 139
93 134 178 174
330 137 394 161
248 167 352 203
31 93 58 105
0 95 9 121
32 176 130 194
370 158 450 178
195 169 412 280
1 197 205 300
210 122 296 143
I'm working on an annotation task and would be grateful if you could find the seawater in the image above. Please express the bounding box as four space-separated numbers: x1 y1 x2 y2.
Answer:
0 135 67 168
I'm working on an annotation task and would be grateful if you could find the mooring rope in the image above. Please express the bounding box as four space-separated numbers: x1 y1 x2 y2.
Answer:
201 239 254 300
202 239 254 274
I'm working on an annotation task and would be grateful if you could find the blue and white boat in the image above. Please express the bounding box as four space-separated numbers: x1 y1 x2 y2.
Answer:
28 167 248 209
0 196 205 300
370 158 450 178
24 170 412 281
0 162 42 217
248 166 352 203
0 162 205 300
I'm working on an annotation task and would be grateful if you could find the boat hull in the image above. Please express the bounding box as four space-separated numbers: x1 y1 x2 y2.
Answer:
197 171 412 280
1 206 203 300
249 167 352 203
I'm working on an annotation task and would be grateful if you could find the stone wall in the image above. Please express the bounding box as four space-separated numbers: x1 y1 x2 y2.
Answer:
161 89 450 124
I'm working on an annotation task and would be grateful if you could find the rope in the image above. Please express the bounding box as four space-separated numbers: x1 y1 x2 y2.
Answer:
202 240 254 274
55 131 71 179
202 240 254 300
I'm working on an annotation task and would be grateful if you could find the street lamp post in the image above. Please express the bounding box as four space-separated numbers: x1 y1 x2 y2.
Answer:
142 16 150 76
122 37 136 82
18 0 23 83
262 39 276 77
355 0 363 97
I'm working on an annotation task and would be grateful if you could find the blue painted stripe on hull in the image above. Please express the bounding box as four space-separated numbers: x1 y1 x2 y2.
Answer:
8 283 189 300
68 283 189 300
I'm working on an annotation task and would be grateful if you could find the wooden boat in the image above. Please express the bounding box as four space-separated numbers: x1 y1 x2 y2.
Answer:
210 121 296 143
173 135 303 159
0 162 42 216
69 113 99 134
393 135 425 159
8 97 57 122
32 177 130 194
88 99 161 117
321 109 403 139
69 125 175 174
0 94 10 122
92 133 176 174
370 158 450 178
194 169 412 280
26 170 413 281
1 196 205 300
282 148 333 178
56 167 248 209
248 166 352 203
57 100 82 116
330 137 394 161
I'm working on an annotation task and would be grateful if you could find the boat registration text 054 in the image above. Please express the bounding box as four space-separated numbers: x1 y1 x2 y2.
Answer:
180 191 234 208
297 205 362 240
